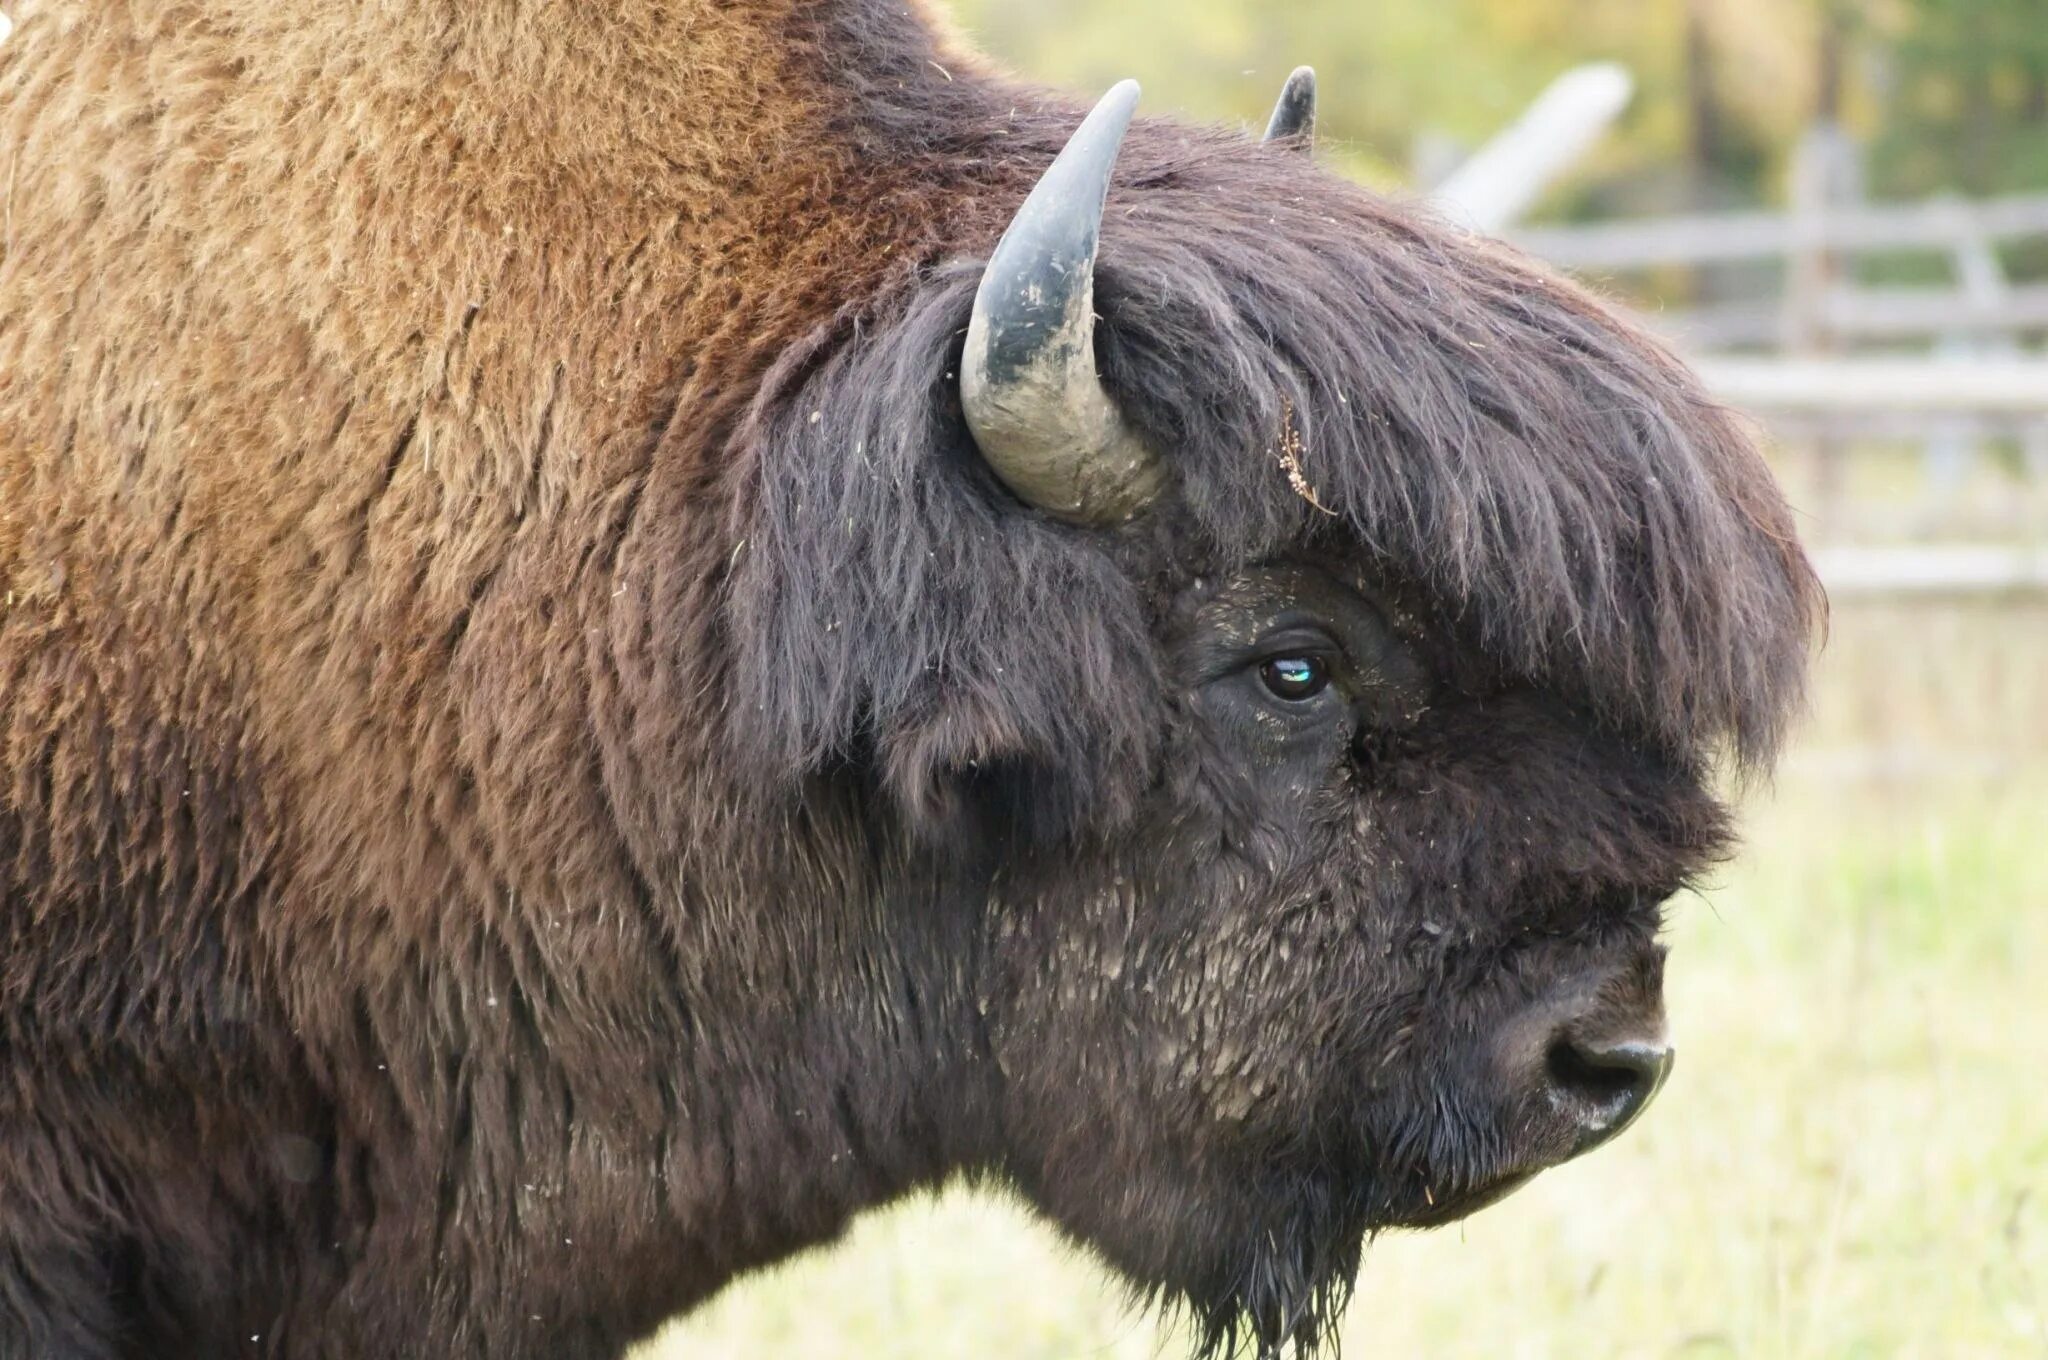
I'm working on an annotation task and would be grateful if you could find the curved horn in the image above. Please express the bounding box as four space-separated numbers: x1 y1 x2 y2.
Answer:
961 80 1164 525
1263 66 1317 147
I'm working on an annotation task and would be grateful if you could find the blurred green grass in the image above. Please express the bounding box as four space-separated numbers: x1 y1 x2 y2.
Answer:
638 600 2048 1359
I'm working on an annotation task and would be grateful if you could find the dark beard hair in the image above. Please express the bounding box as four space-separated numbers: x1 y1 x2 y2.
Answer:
1168 1182 1367 1360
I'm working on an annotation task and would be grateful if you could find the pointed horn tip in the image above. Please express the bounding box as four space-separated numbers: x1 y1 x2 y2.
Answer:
1015 79 1143 206
1264 66 1318 146
1087 79 1143 140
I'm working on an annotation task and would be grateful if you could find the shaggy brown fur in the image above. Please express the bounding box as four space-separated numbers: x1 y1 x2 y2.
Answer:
0 3 1820 1357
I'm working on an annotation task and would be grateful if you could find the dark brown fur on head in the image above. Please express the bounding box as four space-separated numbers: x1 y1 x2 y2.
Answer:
0 2 1819 1357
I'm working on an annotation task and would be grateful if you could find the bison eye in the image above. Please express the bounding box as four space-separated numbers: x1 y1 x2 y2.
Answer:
1258 655 1331 702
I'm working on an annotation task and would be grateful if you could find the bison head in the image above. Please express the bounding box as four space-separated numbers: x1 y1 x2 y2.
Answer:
724 78 1818 1359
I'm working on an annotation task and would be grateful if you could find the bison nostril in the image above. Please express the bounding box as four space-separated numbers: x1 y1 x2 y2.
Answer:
1543 1032 1673 1152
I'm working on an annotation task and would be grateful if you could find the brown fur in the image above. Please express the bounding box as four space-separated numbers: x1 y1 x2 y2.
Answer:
0 5 979 1354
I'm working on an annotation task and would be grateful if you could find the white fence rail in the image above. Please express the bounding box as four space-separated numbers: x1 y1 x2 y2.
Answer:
1813 545 2048 598
1509 192 2048 272
1695 358 2048 414
1430 65 1635 233
1652 285 2048 348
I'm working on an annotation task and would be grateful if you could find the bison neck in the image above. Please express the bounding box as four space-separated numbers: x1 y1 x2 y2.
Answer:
510 845 1011 1345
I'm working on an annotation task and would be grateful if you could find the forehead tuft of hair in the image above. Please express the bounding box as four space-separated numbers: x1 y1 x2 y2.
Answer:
1085 124 1823 772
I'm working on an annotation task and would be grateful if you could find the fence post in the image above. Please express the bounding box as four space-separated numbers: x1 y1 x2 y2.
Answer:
1783 128 1839 354
1922 193 2014 515
1784 124 1859 536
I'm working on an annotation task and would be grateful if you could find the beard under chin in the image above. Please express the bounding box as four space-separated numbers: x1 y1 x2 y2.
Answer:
1023 1094 1531 1357
1139 1140 1538 1357
1150 1177 1370 1360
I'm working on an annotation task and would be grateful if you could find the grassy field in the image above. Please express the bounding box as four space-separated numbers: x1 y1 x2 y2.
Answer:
641 600 2048 1360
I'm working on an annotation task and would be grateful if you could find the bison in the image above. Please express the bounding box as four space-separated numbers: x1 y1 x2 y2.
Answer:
0 2 1821 1357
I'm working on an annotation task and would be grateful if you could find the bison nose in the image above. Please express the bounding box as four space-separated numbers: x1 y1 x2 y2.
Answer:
1543 1026 1672 1155
1495 955 1672 1165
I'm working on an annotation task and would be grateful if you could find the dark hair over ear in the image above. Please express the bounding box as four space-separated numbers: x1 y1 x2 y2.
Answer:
721 265 1164 841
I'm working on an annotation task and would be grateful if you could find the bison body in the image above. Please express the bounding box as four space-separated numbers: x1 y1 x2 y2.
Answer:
0 2 1818 1357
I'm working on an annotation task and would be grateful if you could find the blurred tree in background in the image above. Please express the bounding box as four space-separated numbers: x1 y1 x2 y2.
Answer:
1867 0 2048 197
947 0 2048 219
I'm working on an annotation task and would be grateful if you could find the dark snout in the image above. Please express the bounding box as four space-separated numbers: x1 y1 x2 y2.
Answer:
1498 953 1673 1164
1544 1014 1672 1154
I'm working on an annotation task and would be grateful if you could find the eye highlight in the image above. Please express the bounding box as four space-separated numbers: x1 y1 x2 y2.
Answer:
1258 655 1331 702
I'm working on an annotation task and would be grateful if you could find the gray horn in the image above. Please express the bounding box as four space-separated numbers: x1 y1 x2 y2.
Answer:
961 80 1164 525
1263 66 1316 147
